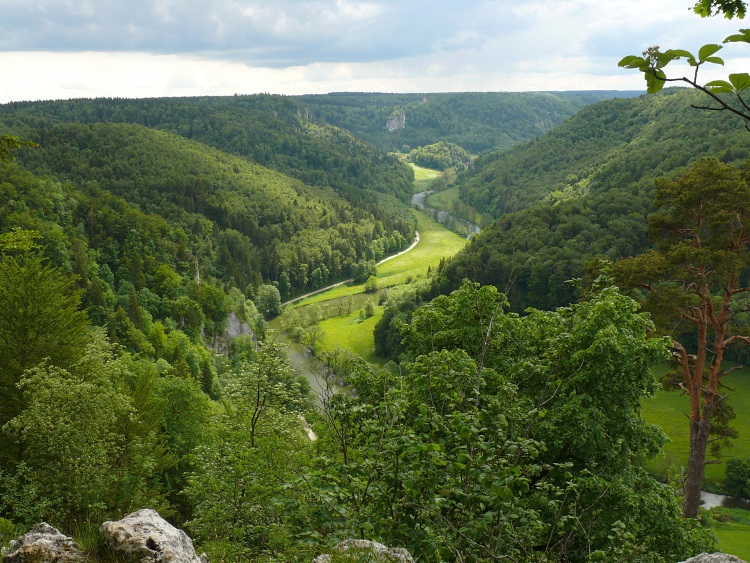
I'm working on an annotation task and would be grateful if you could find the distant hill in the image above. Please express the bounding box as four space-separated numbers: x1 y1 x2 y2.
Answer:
0 95 415 233
437 88 750 311
296 91 642 153
0 117 415 300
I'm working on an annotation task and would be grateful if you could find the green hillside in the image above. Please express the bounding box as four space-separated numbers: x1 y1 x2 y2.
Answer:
6 122 412 299
296 91 641 153
437 88 750 311
0 95 415 231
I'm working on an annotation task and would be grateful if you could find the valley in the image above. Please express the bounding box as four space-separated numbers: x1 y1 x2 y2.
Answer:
2 87 750 561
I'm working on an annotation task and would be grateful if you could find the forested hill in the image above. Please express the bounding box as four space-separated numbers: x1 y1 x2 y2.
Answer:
296 91 641 153
0 95 414 229
437 88 750 311
6 122 412 296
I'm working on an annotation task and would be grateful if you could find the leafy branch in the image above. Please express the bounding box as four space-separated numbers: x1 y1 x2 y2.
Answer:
619 30 750 126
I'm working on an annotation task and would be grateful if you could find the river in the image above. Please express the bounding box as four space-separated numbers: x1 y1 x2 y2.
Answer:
701 490 750 510
411 190 480 238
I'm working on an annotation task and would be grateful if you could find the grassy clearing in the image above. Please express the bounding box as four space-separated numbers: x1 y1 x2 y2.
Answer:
280 210 467 363
707 507 750 559
286 210 467 308
410 163 441 193
427 186 460 211
642 364 750 488
376 210 467 287
318 305 385 365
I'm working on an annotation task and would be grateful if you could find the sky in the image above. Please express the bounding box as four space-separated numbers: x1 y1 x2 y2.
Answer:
2 0 750 102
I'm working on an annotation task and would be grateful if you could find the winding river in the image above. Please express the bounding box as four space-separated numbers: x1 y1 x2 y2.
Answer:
411 190 480 238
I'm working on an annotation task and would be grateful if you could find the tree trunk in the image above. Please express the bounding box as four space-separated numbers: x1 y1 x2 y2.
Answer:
683 416 711 518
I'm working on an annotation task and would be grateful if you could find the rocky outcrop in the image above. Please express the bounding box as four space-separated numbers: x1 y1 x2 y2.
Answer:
100 509 207 563
2 522 83 562
313 539 413 562
680 554 747 563
386 111 406 132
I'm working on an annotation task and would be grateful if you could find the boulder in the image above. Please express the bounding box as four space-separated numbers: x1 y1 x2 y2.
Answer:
2 522 83 562
313 539 413 563
680 554 747 563
100 509 207 563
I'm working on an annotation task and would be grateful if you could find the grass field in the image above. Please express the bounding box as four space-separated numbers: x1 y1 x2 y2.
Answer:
410 163 441 192
642 364 750 489
286 210 467 308
281 210 468 362
376 210 467 287
317 305 385 365
427 186 460 211
708 507 750 559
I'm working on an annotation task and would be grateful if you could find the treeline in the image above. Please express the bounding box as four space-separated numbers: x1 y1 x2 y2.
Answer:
456 88 750 219
407 140 472 172
5 122 413 298
296 91 640 153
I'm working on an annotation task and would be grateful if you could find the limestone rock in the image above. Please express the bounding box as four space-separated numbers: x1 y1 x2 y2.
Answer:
100 509 207 563
680 554 747 563
2 522 83 562
313 539 414 562
386 111 406 132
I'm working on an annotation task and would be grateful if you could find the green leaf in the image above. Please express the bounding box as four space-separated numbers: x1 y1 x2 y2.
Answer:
645 69 666 94
705 79 734 93
618 55 646 69
703 56 725 65
729 72 750 90
698 43 723 61
665 49 697 66
725 29 750 43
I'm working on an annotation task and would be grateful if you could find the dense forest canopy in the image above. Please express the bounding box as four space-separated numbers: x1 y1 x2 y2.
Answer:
296 90 641 153
437 88 750 310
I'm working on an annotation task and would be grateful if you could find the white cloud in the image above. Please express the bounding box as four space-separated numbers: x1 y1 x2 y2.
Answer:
1 0 749 101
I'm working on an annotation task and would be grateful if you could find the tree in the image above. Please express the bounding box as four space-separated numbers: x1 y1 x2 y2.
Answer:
0 250 90 466
1 331 167 526
256 284 282 319
693 0 747 18
364 275 378 293
185 342 309 559
614 157 750 518
296 281 711 561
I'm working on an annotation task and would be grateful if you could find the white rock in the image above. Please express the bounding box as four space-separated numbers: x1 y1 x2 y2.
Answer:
100 509 207 563
3 522 83 562
313 539 414 562
680 554 747 563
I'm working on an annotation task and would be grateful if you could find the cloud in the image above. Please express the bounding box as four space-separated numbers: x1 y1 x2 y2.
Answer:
1 0 748 101
0 0 477 66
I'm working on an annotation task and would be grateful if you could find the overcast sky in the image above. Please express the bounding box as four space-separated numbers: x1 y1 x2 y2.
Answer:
2 0 749 102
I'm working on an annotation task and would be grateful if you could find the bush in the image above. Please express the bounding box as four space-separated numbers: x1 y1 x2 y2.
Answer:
725 458 750 498
364 276 378 293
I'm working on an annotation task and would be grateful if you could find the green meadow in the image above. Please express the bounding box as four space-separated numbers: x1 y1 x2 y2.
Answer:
427 186 460 211
642 365 750 489
318 306 385 365
410 163 441 193
709 507 750 559
287 209 467 308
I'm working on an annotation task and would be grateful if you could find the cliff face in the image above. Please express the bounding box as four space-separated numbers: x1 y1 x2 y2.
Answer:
386 110 406 132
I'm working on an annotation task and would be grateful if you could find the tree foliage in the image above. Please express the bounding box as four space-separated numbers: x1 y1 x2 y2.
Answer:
614 157 750 517
293 282 713 561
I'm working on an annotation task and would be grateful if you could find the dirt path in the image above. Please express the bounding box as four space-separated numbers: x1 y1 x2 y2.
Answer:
280 231 420 307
